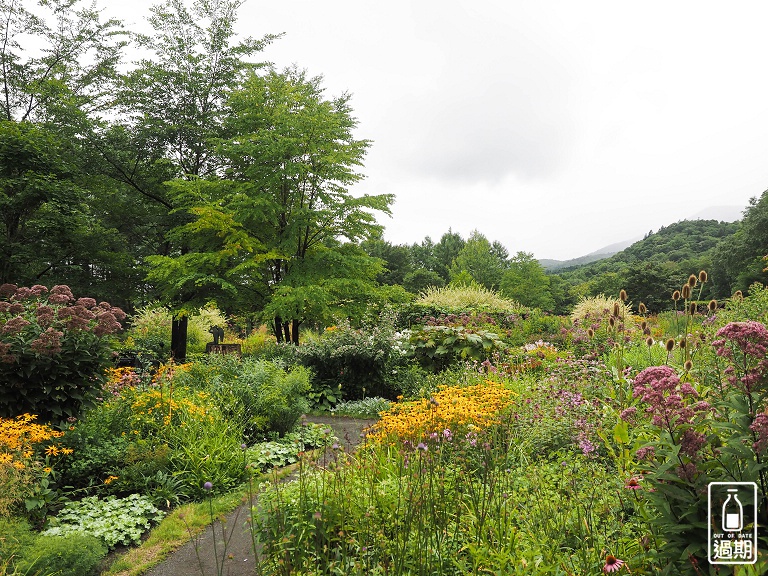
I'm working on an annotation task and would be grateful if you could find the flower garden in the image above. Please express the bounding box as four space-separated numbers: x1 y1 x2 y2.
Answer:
2 278 768 575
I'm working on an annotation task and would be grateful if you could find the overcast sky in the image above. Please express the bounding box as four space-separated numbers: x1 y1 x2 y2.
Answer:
106 0 768 261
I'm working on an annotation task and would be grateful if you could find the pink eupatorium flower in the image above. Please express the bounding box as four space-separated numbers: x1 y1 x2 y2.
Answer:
30 328 64 356
632 366 700 429
0 284 18 298
712 321 768 392
750 413 768 453
1 315 31 335
603 555 625 573
48 285 74 304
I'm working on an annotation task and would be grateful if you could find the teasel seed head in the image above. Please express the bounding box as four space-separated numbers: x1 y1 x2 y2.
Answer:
679 337 687 349
608 316 615 327
681 284 691 300
672 290 681 301
689 302 697 315
638 302 647 314
665 338 675 352
733 290 743 300
699 270 708 283
619 289 628 302
684 360 693 372
646 336 654 347
613 302 620 317
708 299 717 312
641 320 647 330
688 274 697 288
587 328 594 338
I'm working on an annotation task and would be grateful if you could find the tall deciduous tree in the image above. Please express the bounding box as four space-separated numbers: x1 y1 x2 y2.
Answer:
449 230 507 290
499 251 554 311
116 0 277 358
0 0 125 124
148 69 392 344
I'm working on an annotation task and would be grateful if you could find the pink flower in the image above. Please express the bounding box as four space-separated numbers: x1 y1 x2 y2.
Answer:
625 477 642 490
1 316 31 335
750 413 768 453
603 555 625 573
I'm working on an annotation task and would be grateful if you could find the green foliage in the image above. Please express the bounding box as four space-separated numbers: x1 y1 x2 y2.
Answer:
407 325 504 371
44 493 164 549
414 284 523 314
13 532 107 576
711 190 768 296
245 423 335 471
448 230 508 290
0 284 124 422
295 317 408 401
179 356 311 440
499 251 555 311
331 397 392 418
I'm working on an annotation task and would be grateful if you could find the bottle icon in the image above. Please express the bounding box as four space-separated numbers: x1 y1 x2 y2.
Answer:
722 488 743 532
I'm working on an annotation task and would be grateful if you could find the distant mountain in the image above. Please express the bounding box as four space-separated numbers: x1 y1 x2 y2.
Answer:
541 236 641 271
540 205 745 271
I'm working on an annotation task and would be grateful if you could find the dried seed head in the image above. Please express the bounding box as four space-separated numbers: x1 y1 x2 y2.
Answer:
684 360 693 372
689 302 697 315
613 302 620 317
708 299 717 312
608 316 615 327
681 284 691 300
698 270 708 283
587 328 594 338
665 338 675 352
679 338 687 349
619 289 628 302
641 320 647 330
688 274 697 288
638 302 647 314
672 290 681 301
646 336 654 347
733 290 743 300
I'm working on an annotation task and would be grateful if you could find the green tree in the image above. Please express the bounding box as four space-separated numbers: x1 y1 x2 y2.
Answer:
148 69 392 344
433 230 465 282
0 0 125 124
499 251 555 310
449 230 507 290
117 0 276 357
712 191 768 296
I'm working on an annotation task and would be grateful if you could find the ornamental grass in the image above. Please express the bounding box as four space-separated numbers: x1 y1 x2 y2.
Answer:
367 380 515 444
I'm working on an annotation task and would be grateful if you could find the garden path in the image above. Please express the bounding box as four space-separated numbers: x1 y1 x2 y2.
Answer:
142 415 376 576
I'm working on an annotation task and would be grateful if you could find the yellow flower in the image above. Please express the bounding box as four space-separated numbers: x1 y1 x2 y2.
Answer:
104 475 119 485
60 447 73 455
44 445 60 457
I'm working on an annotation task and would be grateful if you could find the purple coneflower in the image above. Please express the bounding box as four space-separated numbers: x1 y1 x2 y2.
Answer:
603 555 625 573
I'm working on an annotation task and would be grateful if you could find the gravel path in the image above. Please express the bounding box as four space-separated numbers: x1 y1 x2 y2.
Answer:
143 415 376 576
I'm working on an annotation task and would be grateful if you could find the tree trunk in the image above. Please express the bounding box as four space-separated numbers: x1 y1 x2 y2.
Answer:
291 319 300 345
274 316 283 343
170 315 188 362
282 321 291 344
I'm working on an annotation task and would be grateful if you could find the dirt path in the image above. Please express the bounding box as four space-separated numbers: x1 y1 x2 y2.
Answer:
142 415 376 576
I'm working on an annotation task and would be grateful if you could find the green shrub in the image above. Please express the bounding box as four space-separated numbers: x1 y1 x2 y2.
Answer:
15 532 107 576
407 325 504 372
0 284 125 423
176 356 310 439
331 397 392 418
295 318 408 401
